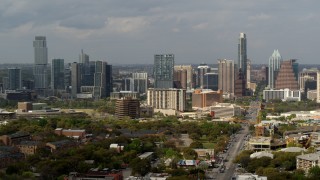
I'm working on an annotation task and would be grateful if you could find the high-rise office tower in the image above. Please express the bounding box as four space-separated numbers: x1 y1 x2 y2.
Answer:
8 68 21 90
64 63 72 92
94 61 112 98
268 50 282 89
275 59 299 90
299 68 318 91
234 67 246 97
317 72 320 103
174 69 187 89
33 36 48 89
196 63 210 88
154 54 174 88
79 50 93 86
132 72 148 94
174 65 193 89
238 33 247 78
203 73 218 91
51 59 65 90
218 59 234 94
71 62 82 98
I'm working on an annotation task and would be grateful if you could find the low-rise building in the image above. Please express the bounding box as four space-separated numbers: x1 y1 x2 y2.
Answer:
54 128 86 139
16 141 41 156
210 103 241 118
263 88 302 102
138 152 154 160
0 146 24 168
192 89 223 109
235 173 267 180
68 169 123 180
193 149 214 160
0 132 30 146
46 139 77 153
296 152 320 172
248 137 286 151
148 173 170 180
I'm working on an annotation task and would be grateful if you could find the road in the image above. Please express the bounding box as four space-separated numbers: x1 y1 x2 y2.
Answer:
212 124 249 180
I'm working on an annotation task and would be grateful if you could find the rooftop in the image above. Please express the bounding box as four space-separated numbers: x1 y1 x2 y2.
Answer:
19 141 41 146
7 131 30 138
297 152 320 161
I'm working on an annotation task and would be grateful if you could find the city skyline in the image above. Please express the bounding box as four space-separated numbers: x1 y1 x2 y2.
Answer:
0 1 320 64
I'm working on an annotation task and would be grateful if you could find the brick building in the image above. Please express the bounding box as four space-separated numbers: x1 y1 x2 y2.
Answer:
115 98 140 120
275 59 299 90
54 128 86 139
16 141 41 156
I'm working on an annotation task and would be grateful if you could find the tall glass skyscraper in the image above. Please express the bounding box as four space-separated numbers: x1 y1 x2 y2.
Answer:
51 59 65 90
238 33 247 78
154 54 174 88
8 68 21 90
268 50 282 89
33 36 48 89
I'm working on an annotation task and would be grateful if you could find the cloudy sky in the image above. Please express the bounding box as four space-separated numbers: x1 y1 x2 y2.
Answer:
0 0 319 64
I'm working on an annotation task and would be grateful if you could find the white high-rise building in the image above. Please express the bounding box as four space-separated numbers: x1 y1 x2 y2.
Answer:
33 36 48 89
147 88 186 111
218 59 235 94
268 50 282 89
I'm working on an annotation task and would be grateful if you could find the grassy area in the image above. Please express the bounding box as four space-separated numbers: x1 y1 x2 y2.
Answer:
199 135 215 149
203 142 215 149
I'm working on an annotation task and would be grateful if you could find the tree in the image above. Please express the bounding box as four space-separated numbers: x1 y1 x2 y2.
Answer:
129 158 151 176
309 166 320 179
189 141 203 148
182 148 198 159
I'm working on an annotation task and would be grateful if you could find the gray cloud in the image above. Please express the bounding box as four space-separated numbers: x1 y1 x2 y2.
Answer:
0 0 320 64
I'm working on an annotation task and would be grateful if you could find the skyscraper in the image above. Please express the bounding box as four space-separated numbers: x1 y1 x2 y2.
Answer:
33 36 48 89
196 63 210 88
174 65 193 89
8 68 21 90
154 54 174 88
275 59 299 90
268 50 282 89
218 59 234 94
94 61 112 98
317 72 320 103
51 59 65 90
238 33 247 78
71 62 82 98
79 50 93 86
132 72 148 94
203 73 218 91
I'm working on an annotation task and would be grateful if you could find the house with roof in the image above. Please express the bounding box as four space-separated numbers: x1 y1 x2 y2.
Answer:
296 152 320 172
0 131 30 146
46 139 77 153
0 146 24 168
54 128 86 139
16 141 42 156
